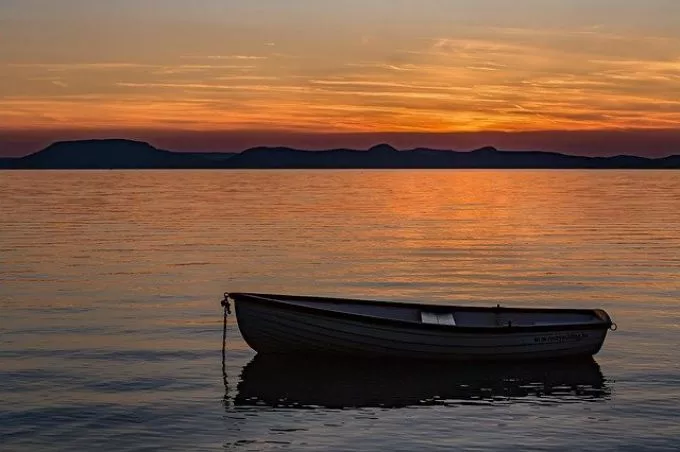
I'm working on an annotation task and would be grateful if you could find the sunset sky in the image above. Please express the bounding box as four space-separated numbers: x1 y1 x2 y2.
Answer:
2 0 680 157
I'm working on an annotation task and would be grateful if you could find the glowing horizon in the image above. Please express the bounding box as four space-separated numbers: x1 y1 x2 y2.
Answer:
2 1 680 156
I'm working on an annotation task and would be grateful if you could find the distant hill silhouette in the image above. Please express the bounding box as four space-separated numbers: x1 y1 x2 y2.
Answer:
0 138 678 169
0 139 236 169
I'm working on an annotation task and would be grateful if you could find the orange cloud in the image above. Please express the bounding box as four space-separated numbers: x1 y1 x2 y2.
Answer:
2 20 679 137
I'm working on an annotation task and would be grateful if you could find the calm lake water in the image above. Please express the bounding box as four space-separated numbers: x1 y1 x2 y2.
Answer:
1 170 679 451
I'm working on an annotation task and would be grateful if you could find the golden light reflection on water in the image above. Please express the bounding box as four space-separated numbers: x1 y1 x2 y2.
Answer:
2 170 677 331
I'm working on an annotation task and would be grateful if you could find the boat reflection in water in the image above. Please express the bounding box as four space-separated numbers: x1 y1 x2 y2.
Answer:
234 356 610 409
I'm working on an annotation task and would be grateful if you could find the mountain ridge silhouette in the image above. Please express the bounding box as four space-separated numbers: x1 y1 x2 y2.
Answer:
0 138 678 169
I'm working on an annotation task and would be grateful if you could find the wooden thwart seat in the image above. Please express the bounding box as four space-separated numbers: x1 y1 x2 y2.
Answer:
421 311 456 326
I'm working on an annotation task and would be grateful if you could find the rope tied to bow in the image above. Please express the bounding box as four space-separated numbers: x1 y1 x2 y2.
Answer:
221 292 232 315
221 293 232 400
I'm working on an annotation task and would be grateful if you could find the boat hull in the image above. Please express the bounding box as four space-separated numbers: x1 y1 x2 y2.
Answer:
233 295 610 361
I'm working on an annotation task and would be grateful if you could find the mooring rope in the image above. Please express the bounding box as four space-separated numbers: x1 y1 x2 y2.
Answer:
221 293 232 400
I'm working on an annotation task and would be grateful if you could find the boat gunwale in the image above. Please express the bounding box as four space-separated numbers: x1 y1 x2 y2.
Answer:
229 292 612 334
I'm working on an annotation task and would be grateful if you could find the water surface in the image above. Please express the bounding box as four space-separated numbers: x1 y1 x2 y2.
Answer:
1 170 679 451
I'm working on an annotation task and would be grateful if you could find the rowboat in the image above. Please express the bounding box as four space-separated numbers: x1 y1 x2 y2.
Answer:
234 355 608 408
224 292 615 360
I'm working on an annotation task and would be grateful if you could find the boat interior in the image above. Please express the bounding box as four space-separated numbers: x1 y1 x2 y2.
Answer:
240 294 605 328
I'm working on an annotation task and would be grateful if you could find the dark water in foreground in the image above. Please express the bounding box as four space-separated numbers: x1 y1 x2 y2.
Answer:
1 170 679 451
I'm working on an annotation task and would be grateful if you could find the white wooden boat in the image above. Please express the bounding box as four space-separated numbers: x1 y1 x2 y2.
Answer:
225 292 615 361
